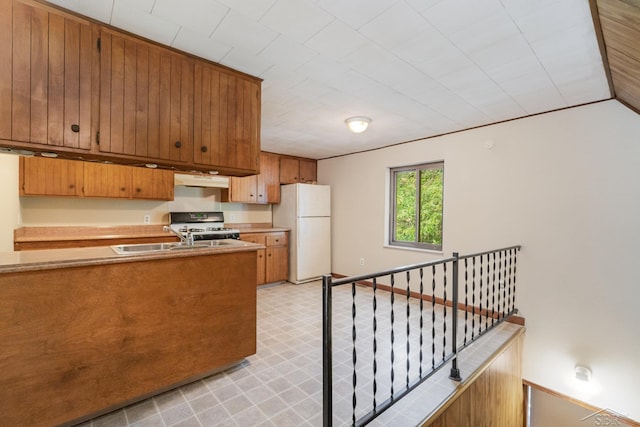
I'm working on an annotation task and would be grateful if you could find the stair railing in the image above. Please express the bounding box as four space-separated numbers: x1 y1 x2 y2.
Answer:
322 245 521 427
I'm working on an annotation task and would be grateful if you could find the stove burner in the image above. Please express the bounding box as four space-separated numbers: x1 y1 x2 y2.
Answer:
169 211 240 241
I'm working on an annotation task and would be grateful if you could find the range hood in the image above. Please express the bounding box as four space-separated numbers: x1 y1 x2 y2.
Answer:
174 173 229 188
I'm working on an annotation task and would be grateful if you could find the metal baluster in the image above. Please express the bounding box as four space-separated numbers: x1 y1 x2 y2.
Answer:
507 250 513 313
491 252 496 327
442 263 447 362
431 265 436 369
322 275 333 427
372 277 378 411
479 254 484 335
512 249 518 313
471 256 476 340
390 274 395 400
405 271 411 389
500 251 507 319
463 258 468 346
497 251 503 320
351 282 357 426
449 253 461 381
419 268 424 378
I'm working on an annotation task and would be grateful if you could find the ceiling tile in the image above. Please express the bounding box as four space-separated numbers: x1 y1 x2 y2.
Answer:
415 49 475 79
172 28 232 63
211 10 279 55
256 36 318 70
304 19 370 60
423 0 505 36
315 0 397 29
338 43 397 77
152 0 229 37
111 2 180 46
392 24 453 65
513 0 593 43
216 0 277 21
45 0 114 23
358 2 431 51
220 48 274 76
259 0 334 42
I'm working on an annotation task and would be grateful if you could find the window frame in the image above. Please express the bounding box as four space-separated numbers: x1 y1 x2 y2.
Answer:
389 161 444 252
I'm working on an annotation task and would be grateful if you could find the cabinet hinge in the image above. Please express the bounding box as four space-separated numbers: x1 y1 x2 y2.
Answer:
96 131 100 145
97 37 101 52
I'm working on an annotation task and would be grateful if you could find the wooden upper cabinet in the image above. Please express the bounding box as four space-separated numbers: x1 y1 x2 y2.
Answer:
0 0 94 150
299 159 317 183
194 61 260 174
98 28 194 163
83 162 174 200
20 156 83 196
280 156 317 184
83 161 130 198
130 167 174 200
225 152 280 204
279 157 300 184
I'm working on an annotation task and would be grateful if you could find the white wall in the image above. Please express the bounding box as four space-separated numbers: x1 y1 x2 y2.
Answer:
0 154 21 251
318 100 640 420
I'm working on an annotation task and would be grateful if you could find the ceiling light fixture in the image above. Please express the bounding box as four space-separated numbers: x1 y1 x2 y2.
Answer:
345 116 371 134
575 365 592 382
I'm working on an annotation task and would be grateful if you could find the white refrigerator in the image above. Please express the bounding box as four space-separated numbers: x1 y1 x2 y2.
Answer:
273 183 331 284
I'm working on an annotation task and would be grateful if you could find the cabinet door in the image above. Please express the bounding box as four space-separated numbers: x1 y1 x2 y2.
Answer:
83 161 130 198
279 157 299 184
299 159 317 183
0 0 93 149
257 152 280 204
194 62 260 173
98 29 193 163
131 168 174 200
266 245 288 283
20 156 83 196
228 175 258 203
255 249 266 286
240 233 267 286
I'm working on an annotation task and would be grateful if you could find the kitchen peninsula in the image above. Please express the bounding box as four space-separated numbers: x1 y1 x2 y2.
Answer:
0 241 262 426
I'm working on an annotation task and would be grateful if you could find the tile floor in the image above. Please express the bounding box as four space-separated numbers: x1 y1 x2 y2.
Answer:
77 281 522 427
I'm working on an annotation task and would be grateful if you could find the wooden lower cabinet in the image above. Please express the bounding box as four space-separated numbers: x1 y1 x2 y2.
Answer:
0 250 257 427
240 231 288 285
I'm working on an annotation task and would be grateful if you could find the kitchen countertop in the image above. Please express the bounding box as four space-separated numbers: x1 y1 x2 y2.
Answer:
0 240 264 274
229 223 290 233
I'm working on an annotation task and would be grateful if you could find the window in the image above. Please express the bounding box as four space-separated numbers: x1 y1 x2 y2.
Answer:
389 161 444 251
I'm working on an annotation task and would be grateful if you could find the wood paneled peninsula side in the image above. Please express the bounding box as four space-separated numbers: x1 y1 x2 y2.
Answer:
0 242 262 427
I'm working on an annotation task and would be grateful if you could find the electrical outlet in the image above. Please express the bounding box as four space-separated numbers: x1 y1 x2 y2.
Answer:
143 215 151 224
359 258 365 266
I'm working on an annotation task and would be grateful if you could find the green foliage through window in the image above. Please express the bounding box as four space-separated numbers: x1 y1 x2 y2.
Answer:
390 162 443 250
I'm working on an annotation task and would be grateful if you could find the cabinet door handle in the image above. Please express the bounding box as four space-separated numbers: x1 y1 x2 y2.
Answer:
136 188 141 192
120 187 126 192
71 124 80 133
175 141 182 148
69 184 75 189
201 146 208 152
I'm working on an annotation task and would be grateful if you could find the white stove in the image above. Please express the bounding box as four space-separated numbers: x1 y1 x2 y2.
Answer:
168 212 240 241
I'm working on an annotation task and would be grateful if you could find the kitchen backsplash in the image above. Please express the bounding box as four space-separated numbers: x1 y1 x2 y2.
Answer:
18 186 272 226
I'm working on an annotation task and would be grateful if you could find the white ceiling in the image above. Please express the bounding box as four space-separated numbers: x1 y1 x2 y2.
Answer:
45 0 611 159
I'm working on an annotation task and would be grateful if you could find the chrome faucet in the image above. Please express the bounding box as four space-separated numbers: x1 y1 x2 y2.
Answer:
163 226 194 246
